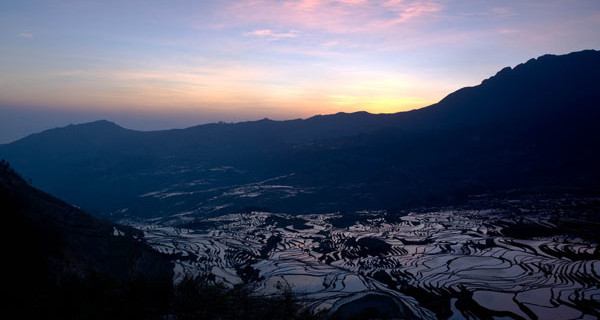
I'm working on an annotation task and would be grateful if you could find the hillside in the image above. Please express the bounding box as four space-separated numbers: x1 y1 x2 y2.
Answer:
1 50 599 219
1 160 173 318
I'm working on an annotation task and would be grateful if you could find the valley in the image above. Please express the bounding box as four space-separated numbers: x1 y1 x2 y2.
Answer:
2 50 600 319
3 0 600 316
132 193 600 320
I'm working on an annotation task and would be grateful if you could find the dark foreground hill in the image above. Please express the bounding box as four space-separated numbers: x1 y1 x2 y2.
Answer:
1 161 321 320
1 50 599 219
1 160 173 318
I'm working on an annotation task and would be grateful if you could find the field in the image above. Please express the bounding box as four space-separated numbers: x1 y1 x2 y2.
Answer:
132 193 600 319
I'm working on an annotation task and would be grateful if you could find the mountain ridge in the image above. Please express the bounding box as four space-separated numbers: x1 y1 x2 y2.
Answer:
1 49 599 219
4 49 598 145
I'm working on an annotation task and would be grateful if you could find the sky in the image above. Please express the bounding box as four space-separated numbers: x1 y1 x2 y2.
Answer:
1 0 599 143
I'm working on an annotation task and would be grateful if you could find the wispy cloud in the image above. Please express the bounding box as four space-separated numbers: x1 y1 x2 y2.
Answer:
244 29 298 40
226 0 442 34
491 7 515 18
498 28 519 35
2 0 598 123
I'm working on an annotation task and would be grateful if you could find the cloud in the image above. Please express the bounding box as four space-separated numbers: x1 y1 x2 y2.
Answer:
498 28 519 35
18 32 33 38
226 0 442 35
244 29 298 40
491 7 515 18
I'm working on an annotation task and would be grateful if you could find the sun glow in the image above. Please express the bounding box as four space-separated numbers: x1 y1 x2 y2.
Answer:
1 0 599 131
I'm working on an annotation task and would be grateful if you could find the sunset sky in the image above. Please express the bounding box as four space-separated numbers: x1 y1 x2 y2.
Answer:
1 0 599 142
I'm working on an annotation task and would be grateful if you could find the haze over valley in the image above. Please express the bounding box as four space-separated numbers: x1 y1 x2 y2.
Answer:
3 50 600 319
2 1 600 319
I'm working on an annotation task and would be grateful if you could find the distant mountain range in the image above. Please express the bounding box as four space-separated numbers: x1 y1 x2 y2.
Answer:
1 49 599 220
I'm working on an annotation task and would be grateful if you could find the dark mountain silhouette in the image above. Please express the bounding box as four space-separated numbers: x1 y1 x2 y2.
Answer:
1 160 326 319
1 160 173 318
1 49 599 219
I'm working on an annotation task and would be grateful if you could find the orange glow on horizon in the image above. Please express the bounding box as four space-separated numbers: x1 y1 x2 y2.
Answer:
0 64 444 120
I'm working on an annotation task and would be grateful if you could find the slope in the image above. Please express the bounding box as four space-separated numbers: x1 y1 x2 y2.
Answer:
1 50 599 218
1 160 173 318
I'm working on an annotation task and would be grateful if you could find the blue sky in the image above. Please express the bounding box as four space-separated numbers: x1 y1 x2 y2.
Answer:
1 0 599 142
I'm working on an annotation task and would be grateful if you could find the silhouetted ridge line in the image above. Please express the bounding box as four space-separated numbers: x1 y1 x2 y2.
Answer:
0 49 598 218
